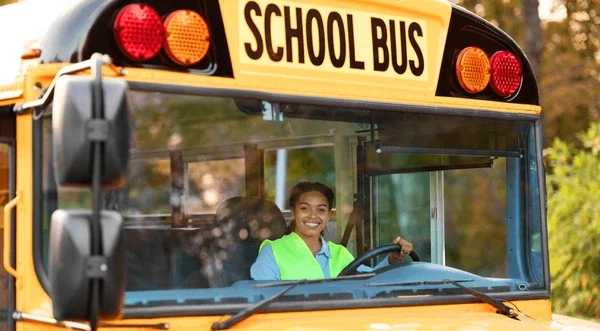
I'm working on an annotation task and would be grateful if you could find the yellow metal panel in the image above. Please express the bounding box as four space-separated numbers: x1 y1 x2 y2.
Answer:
10 298 558 330
219 0 453 104
15 68 54 325
93 300 555 330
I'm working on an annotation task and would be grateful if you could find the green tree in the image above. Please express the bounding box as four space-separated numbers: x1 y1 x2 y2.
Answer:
539 0 600 145
545 122 600 319
453 0 525 41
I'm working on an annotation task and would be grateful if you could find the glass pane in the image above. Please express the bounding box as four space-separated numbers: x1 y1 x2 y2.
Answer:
263 146 336 240
375 172 431 262
186 159 245 214
445 160 508 277
264 147 335 211
39 93 545 310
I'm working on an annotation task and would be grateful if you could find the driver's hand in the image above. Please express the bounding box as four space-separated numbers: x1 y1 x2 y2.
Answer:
388 236 413 265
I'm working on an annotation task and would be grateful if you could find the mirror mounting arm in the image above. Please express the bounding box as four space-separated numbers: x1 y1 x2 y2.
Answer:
84 256 108 279
88 53 106 331
12 54 123 115
87 120 108 142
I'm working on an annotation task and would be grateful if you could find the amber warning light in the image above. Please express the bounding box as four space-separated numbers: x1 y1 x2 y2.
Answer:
455 47 490 94
455 47 522 98
113 4 212 66
164 10 211 66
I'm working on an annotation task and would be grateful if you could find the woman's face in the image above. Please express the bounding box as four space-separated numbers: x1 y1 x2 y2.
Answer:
292 190 331 239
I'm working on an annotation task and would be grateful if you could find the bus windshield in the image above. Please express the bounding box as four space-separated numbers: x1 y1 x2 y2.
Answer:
41 90 544 311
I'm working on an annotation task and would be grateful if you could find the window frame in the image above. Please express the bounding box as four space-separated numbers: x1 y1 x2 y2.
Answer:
31 84 551 317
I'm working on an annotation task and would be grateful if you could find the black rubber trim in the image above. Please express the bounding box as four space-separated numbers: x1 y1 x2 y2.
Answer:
33 116 51 295
536 122 551 292
127 81 541 121
123 291 550 319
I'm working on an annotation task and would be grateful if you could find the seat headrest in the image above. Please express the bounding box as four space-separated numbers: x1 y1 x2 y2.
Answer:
209 197 288 286
214 196 287 242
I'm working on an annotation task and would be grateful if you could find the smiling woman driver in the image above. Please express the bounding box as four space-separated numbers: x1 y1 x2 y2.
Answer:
250 182 413 280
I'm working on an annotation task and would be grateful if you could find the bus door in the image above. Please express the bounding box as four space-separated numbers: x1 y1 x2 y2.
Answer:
0 111 15 331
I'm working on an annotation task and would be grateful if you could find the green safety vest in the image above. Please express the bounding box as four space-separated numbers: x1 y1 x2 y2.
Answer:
259 232 355 280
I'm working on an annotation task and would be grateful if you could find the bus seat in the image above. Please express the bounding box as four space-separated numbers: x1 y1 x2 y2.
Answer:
125 226 213 291
210 197 287 287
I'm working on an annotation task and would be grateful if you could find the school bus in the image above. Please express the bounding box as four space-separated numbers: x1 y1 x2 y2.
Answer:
0 0 598 330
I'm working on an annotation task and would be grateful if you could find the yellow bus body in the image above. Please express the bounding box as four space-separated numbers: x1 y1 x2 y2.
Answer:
0 0 594 330
8 68 552 330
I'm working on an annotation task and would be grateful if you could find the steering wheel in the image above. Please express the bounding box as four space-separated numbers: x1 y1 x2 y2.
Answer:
338 244 420 277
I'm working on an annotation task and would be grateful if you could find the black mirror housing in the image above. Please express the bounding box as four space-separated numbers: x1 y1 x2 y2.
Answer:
48 210 126 320
52 76 130 188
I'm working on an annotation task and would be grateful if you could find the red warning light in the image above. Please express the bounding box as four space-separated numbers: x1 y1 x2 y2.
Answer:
113 4 165 61
489 51 522 97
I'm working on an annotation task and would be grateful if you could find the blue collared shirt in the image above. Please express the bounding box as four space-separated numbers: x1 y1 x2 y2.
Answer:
250 236 390 280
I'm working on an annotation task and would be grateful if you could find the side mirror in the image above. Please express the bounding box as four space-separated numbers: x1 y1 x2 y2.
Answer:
46 56 129 327
52 75 130 188
49 210 126 320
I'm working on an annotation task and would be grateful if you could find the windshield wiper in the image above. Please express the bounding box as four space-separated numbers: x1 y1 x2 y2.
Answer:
211 273 375 330
365 279 517 318
211 281 302 330
437 279 517 317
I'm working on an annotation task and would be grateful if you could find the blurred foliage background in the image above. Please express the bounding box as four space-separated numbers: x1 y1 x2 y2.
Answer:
546 124 600 318
451 0 600 321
